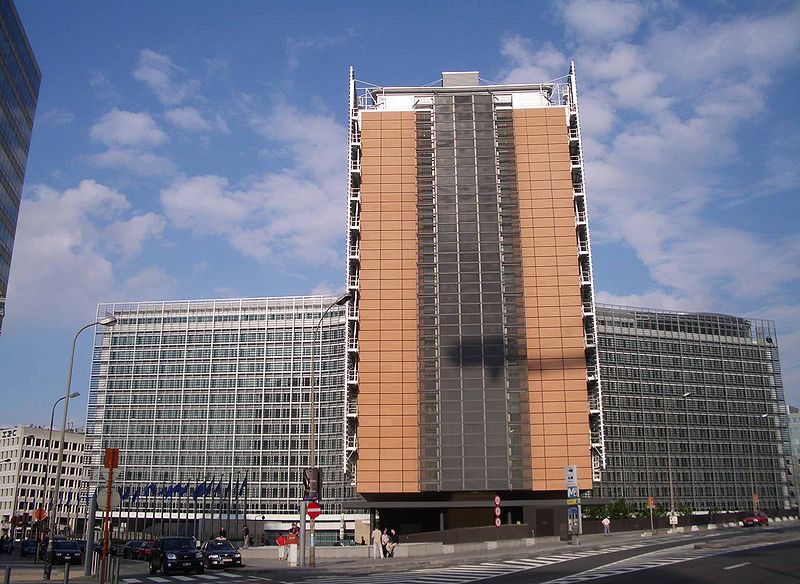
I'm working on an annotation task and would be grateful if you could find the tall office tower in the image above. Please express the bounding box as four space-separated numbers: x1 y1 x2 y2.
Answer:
345 66 603 516
595 304 792 512
0 0 41 334
87 297 357 542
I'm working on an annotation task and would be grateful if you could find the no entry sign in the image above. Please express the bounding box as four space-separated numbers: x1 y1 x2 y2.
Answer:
306 501 321 519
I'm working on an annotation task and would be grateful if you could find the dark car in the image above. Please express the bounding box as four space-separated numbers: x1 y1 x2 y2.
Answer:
742 512 769 527
149 537 204 575
122 540 145 559
20 539 37 557
137 542 153 561
51 540 82 565
201 540 242 568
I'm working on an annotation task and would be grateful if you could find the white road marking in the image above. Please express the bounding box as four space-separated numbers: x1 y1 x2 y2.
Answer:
215 573 243 578
122 579 143 583
147 578 170 583
724 562 751 570
173 576 195 581
196 575 221 580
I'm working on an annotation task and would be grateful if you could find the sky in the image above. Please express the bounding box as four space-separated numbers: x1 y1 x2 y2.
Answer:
1 0 799 427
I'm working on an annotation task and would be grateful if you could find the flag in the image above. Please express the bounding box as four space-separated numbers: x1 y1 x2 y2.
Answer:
120 486 131 501
238 475 248 498
131 486 141 503
192 481 207 501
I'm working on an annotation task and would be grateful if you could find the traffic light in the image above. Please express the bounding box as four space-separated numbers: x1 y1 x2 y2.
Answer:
303 467 322 501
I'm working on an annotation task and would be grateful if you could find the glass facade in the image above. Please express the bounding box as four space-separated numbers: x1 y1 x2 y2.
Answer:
415 94 530 491
595 304 792 511
86 297 353 527
0 0 40 333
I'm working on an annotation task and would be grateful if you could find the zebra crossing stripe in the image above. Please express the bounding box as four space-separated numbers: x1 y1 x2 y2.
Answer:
215 574 243 579
147 578 170 583
122 579 143 583
196 575 221 580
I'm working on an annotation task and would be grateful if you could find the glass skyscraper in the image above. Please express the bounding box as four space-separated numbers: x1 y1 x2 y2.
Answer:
0 0 41 333
86 296 355 540
595 304 792 511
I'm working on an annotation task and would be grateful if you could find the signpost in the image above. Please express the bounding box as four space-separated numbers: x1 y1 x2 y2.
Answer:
494 495 502 528
100 448 119 584
565 465 581 545
647 496 655 534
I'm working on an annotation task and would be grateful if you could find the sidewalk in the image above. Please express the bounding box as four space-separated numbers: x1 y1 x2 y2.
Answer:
240 526 726 578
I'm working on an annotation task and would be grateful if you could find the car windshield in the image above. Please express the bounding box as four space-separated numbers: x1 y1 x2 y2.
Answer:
206 541 235 551
53 541 80 551
163 538 195 551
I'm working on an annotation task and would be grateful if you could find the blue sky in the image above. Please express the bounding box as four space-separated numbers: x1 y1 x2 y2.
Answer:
1 0 799 427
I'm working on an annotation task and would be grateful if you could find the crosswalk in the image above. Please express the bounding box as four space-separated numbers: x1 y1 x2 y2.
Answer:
539 535 800 583
299 541 658 584
123 572 246 584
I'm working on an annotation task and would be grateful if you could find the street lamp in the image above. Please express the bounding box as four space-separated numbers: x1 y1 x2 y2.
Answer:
748 413 769 515
44 315 116 580
304 294 350 567
36 392 80 561
681 392 694 511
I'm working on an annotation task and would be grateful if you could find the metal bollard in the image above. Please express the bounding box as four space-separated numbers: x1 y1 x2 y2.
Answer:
4 566 11 584
114 556 120 584
64 562 71 584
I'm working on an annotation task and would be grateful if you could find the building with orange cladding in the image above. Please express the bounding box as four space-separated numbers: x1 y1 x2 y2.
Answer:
344 67 604 532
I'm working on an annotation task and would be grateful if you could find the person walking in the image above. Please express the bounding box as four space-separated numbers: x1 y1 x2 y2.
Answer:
371 525 383 559
602 517 611 536
381 528 390 558
242 525 250 548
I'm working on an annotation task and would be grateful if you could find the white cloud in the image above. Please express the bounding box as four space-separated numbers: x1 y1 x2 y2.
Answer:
498 35 567 83
90 109 167 147
160 104 346 267
133 49 199 105
106 213 167 257
165 107 211 132
89 147 175 176
161 175 248 234
6 180 168 323
561 0 646 41
122 267 177 301
40 107 76 125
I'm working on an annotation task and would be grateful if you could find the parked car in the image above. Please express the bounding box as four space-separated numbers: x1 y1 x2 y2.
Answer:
201 540 241 568
122 540 145 559
136 542 153 561
50 540 83 565
742 512 769 527
19 539 37 557
149 537 204 575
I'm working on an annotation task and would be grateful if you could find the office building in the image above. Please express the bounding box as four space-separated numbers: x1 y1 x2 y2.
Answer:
595 304 792 512
0 425 85 538
344 65 602 523
86 296 358 542
0 0 41 334
789 405 799 508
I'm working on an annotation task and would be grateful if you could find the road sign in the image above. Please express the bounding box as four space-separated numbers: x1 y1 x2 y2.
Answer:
494 517 502 527
567 486 579 498
647 496 655 509
494 495 501 506
96 487 121 510
33 508 46 522
104 448 119 469
306 501 321 519
493 494 502 527
568 506 579 516
565 465 577 488
494 506 502 517
567 498 578 506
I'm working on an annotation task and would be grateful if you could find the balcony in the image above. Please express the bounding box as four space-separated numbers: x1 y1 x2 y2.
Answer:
347 304 358 320
349 187 361 201
572 183 584 195
347 369 359 385
582 301 594 316
348 243 360 259
346 402 358 418
347 337 359 352
577 240 589 255
568 127 579 140
348 274 359 289
576 210 587 225
588 397 601 414
346 435 358 451
349 216 360 231
350 159 361 175
570 154 581 168
580 270 592 285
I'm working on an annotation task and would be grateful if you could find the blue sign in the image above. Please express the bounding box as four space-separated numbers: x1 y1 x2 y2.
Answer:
567 486 579 498
568 505 579 516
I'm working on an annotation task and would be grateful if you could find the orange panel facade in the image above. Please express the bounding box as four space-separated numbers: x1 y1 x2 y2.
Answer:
356 110 420 494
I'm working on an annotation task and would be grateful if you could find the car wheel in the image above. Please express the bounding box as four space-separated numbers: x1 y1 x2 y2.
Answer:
149 561 157 575
162 564 170 576
197 566 205 575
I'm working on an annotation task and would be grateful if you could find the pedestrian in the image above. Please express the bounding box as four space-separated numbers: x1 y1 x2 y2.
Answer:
386 529 398 557
260 533 267 546
289 522 300 536
360 536 366 545
602 517 611 536
217 527 227 540
371 524 383 559
242 525 250 548
276 534 286 560
381 528 389 558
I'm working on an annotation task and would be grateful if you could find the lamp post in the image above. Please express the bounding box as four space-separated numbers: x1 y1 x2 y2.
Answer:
748 413 769 515
43 315 116 580
664 394 676 518
36 392 80 562
304 294 350 567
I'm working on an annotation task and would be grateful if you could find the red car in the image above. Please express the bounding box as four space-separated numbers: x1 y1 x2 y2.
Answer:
742 512 769 527
137 542 154 560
